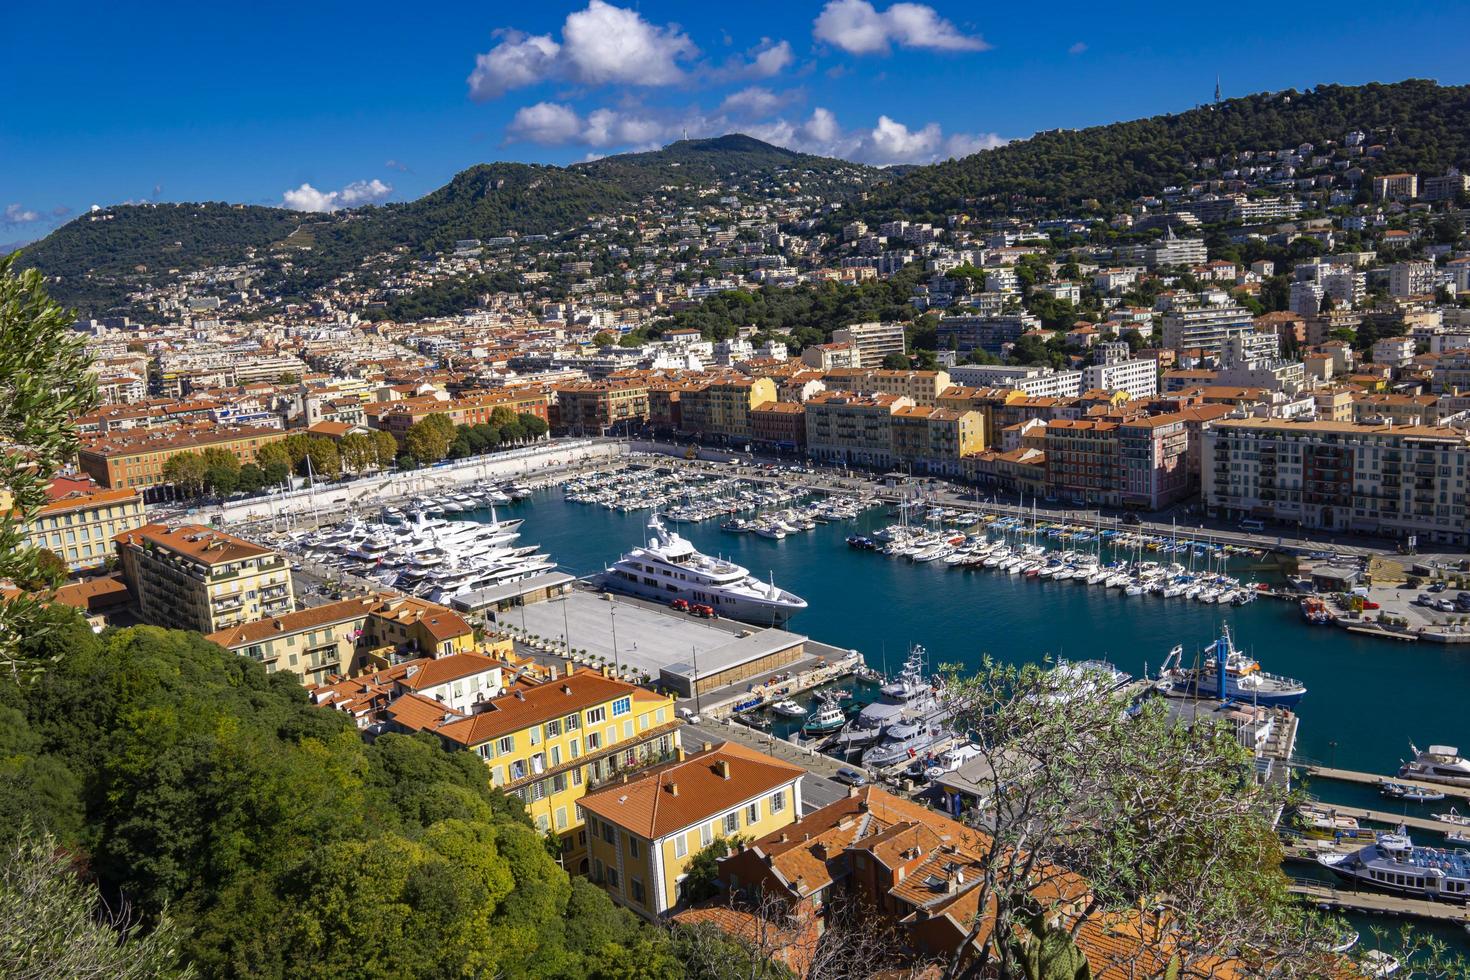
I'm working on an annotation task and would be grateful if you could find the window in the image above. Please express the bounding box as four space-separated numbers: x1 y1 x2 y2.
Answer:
674 834 688 858
547 719 561 738
607 867 620 889
747 802 759 824
612 696 631 717
629 837 639 859
586 706 606 725
569 738 580 759
631 878 645 905
587 731 602 750
623 720 634 740
602 821 616 844
565 713 580 730
536 814 549 832
551 745 562 766
529 726 541 746
498 735 515 755
556 807 568 830
701 822 713 847
770 790 785 814
552 773 567 794
724 812 740 835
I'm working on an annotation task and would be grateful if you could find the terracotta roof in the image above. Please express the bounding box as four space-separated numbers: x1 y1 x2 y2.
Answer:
578 741 805 840
116 523 274 565
431 669 663 747
398 651 503 692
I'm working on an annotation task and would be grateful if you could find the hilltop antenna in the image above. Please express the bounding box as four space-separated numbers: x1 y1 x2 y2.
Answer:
1215 75 1221 103
683 126 688 142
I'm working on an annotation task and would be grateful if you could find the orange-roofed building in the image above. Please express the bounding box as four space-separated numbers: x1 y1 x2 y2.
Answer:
579 740 804 920
115 523 294 633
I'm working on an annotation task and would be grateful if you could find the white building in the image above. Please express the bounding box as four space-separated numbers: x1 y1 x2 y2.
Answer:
1390 261 1436 298
1161 305 1255 353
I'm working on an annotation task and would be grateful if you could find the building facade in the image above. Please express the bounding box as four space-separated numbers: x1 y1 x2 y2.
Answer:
116 523 295 633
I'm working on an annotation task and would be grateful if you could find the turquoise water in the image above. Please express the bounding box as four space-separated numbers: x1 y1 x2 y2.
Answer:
503 489 1470 783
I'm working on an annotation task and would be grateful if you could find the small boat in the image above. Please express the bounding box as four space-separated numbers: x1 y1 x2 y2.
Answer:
1434 807 1470 827
1379 781 1446 803
1327 930 1359 955
769 699 807 719
802 694 847 735
1361 950 1401 977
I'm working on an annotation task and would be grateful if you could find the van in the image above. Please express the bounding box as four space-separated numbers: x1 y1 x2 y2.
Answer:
1240 519 1265 531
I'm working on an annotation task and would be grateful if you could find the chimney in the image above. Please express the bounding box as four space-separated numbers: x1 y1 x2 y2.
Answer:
561 683 572 695
563 659 576 677
666 782 679 797
601 664 611 677
675 746 686 762
847 785 859 798
779 833 789 843
715 759 731 779
701 741 713 754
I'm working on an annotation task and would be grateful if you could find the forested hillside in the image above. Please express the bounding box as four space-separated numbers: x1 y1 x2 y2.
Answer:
0 606 686 978
859 79 1470 222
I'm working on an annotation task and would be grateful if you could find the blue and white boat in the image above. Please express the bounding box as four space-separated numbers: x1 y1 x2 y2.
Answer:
1155 626 1306 708
1318 831 1470 903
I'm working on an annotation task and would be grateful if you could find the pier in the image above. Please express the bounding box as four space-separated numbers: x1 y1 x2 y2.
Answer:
1302 764 1470 802
1299 805 1464 836
1287 878 1470 925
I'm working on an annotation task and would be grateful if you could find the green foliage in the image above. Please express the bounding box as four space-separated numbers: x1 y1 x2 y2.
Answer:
0 255 98 678
0 609 670 978
1009 912 1092 980
861 80 1470 222
372 429 400 469
680 836 742 904
405 414 455 463
0 829 193 979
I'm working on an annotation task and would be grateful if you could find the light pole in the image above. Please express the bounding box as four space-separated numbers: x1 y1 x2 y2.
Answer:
609 604 621 676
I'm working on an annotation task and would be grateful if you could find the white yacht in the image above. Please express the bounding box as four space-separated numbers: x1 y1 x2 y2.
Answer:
602 516 807 624
1400 744 1470 788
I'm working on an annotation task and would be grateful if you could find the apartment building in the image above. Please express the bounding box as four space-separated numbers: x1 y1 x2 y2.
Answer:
832 322 906 368
1351 393 1441 426
208 592 482 682
935 314 1039 356
554 379 650 433
1372 173 1419 200
935 386 1029 444
1044 420 1121 507
1081 358 1158 399
749 401 806 451
890 407 985 475
409 668 680 874
1044 414 1192 510
78 424 289 492
1389 261 1436 299
1161 306 1254 354
116 523 295 633
1203 419 1470 544
824 368 952 407
799 342 862 371
679 376 777 442
804 391 912 468
21 483 145 572
368 388 551 439
579 741 804 920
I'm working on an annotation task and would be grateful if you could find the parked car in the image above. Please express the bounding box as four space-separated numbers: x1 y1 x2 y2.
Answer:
1417 594 1433 606
1429 582 1448 593
833 767 867 787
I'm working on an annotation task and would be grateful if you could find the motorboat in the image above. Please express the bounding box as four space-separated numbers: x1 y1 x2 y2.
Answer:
802 694 848 735
769 699 807 719
1400 744 1470 788
1434 808 1470 827
1318 831 1470 906
1380 781 1447 803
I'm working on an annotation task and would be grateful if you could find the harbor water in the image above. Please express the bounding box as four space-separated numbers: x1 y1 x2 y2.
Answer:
494 489 1470 783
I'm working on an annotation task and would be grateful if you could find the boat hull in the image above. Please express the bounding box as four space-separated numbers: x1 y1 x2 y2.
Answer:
596 572 804 625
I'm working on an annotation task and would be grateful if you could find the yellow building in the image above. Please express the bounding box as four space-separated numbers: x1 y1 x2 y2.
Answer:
401 666 680 874
577 741 805 920
681 377 777 442
207 592 487 683
20 484 146 573
115 523 294 633
891 406 986 474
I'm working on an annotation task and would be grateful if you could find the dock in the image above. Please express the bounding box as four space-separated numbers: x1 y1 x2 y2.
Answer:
1299 805 1464 837
1287 878 1470 925
1301 764 1470 802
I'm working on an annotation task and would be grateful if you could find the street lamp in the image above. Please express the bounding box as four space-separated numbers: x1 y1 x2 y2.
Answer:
609 604 621 676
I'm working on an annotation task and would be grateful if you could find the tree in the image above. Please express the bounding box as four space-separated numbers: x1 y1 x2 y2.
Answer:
936 660 1344 980
592 330 617 347
404 417 454 463
338 433 375 474
255 441 292 473
881 352 911 369
235 463 265 495
12 549 68 591
371 430 400 469
300 437 341 479
0 255 98 677
0 829 193 979
519 412 549 441
161 452 209 498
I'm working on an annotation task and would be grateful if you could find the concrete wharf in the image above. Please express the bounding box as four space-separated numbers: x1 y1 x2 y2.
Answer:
1304 764 1470 802
1287 878 1470 925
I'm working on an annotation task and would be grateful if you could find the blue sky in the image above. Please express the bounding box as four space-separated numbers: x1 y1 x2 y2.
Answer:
3 0 1467 238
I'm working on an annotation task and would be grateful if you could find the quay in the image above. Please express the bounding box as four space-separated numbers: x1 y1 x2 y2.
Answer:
1287 878 1470 925
1296 805 1463 837
1303 765 1470 802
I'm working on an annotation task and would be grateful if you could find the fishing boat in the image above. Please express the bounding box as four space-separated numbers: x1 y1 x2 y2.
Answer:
802 693 847 735
1155 627 1306 707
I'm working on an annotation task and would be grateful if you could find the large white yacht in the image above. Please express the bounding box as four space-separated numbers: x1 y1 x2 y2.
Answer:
602 516 807 624
1399 744 1470 788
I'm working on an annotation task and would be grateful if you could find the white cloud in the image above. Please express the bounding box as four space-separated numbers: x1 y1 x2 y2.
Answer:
507 102 586 144
470 1 696 100
2 204 40 225
752 105 1006 165
1068 41 1088 55
719 86 786 117
281 178 392 213
563 0 695 85
813 0 989 55
468 31 561 101
749 38 794 77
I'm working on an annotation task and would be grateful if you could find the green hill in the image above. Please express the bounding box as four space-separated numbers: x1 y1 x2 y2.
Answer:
17 136 877 315
859 79 1470 222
